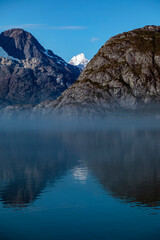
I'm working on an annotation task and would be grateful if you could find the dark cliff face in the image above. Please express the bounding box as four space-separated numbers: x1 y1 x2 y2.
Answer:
0 28 45 60
41 25 160 115
0 29 80 105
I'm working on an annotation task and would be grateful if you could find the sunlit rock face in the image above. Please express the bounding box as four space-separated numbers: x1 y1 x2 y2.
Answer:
38 25 160 116
0 29 80 106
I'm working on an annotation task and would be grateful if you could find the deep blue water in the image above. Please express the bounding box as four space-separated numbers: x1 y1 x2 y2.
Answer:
0 118 160 239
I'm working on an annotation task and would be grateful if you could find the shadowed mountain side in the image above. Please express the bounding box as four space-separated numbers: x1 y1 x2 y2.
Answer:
0 29 80 106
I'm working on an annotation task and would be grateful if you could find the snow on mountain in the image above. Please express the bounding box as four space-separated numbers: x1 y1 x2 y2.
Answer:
69 53 89 70
0 46 10 58
0 28 81 105
0 46 19 61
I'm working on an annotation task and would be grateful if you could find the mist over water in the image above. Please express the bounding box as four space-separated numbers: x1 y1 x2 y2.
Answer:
0 114 160 239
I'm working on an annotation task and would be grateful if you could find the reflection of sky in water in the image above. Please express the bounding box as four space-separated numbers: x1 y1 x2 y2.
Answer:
72 165 88 183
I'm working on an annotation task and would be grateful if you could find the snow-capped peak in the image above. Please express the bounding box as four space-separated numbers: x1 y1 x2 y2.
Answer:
69 53 89 70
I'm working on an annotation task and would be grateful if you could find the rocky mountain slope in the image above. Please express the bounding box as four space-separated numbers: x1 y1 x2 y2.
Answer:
69 53 89 70
0 29 80 106
34 25 160 116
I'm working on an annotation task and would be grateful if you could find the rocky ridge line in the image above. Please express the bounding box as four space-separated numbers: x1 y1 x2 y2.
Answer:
33 25 160 116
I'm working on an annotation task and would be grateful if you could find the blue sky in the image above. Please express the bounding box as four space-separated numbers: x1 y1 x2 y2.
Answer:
0 0 160 61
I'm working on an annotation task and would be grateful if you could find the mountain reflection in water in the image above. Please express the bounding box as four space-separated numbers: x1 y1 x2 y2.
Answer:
0 119 159 209
0 130 76 208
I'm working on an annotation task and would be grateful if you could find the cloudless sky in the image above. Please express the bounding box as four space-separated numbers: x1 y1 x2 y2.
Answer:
0 0 160 61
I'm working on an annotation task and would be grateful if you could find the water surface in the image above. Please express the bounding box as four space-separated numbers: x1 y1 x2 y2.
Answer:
0 118 160 239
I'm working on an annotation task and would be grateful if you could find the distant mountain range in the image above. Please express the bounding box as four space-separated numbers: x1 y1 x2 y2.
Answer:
69 53 89 70
1 25 160 117
0 28 80 106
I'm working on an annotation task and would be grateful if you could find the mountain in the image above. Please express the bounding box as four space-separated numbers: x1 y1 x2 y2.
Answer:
69 53 89 70
0 29 80 105
34 25 160 116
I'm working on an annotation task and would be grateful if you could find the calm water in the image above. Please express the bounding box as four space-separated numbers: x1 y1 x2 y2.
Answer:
0 118 160 239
